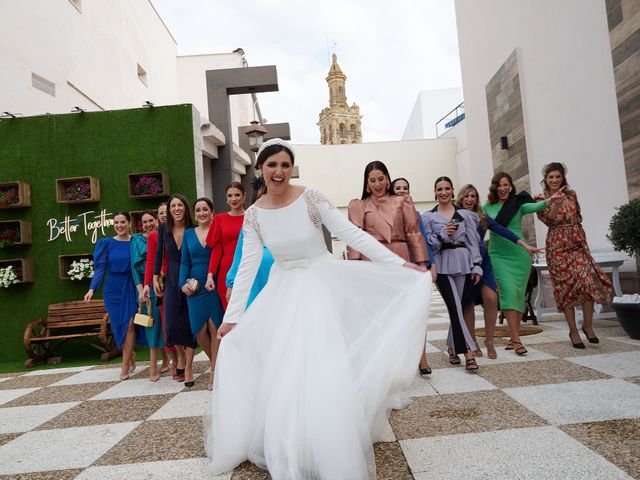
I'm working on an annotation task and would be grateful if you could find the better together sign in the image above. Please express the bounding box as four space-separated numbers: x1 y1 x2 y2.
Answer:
47 209 115 243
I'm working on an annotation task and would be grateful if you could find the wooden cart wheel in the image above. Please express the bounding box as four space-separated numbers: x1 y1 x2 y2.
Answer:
23 319 51 359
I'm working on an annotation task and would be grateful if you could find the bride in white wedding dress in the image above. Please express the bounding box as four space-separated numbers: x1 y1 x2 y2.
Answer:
206 139 431 479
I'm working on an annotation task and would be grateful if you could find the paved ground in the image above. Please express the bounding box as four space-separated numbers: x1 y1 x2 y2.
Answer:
1 290 639 479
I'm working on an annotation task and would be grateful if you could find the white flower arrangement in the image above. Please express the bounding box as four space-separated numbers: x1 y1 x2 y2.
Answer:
67 258 94 281
0 265 20 288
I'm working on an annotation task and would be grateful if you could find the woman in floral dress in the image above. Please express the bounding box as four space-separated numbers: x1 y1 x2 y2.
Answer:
537 163 613 348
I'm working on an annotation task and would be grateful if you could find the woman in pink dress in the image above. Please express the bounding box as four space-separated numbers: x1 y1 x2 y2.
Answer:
348 162 435 375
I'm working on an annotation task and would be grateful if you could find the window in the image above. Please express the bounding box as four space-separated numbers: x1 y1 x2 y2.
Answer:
137 63 148 86
32 73 55 97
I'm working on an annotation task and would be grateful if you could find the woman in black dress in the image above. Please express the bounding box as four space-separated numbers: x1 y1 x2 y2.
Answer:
154 194 197 383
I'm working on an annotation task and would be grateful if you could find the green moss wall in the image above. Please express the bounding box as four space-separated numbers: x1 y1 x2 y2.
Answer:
0 104 197 363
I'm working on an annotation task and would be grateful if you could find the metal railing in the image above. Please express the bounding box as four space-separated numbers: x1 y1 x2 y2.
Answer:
435 102 465 137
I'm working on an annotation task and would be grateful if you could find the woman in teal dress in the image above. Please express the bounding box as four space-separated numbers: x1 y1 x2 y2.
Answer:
483 172 563 355
180 197 225 389
131 210 165 382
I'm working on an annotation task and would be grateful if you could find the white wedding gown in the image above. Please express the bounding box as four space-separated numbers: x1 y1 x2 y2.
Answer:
206 188 431 480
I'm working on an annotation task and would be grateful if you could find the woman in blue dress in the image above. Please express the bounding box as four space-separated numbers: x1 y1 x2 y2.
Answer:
455 185 541 359
180 197 225 388
131 210 165 382
84 211 146 381
390 177 436 376
154 194 196 384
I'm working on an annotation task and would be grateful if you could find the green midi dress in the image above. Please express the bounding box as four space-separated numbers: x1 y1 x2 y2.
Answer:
483 200 547 313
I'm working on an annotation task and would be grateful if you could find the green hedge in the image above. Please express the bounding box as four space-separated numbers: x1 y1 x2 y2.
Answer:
0 104 198 364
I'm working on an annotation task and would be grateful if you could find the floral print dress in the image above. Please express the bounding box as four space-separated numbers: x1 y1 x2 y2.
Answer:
537 192 613 311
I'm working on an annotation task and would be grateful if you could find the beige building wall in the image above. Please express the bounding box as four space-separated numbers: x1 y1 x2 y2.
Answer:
291 140 458 256
455 0 628 254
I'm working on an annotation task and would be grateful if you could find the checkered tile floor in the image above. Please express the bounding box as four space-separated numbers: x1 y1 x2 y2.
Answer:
1 289 639 479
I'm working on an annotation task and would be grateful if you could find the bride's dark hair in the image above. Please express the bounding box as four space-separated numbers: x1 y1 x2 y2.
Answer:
255 144 295 169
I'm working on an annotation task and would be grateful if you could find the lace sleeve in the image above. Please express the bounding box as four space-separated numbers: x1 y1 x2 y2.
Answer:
303 189 334 229
306 189 404 266
223 207 264 324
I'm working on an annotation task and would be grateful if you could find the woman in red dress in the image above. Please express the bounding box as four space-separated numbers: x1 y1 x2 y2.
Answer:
206 182 246 308
537 163 613 348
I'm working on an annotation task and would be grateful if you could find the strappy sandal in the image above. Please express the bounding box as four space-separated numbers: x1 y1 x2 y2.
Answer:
511 341 527 356
505 339 515 350
465 358 479 371
447 349 461 365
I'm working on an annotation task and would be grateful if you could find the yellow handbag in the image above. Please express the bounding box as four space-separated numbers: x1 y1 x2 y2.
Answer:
133 299 154 327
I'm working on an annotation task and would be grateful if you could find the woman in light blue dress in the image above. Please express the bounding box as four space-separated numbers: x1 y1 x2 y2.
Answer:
180 197 225 388
225 228 274 309
131 210 165 381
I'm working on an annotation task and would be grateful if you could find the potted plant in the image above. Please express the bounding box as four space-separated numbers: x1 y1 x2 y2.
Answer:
67 258 94 281
607 197 640 339
0 264 20 288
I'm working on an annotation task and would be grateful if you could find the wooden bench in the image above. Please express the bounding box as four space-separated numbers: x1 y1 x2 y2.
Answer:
23 300 119 367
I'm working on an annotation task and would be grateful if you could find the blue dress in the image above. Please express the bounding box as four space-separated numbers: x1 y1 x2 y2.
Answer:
90 237 146 349
179 228 225 331
130 234 165 348
225 228 274 309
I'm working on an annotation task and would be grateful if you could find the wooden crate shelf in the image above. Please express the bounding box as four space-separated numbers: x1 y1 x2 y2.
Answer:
0 220 32 247
55 176 100 204
127 172 170 199
0 181 31 209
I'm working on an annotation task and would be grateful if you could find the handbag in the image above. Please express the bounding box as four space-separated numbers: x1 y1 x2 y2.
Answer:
133 299 154 327
187 278 199 293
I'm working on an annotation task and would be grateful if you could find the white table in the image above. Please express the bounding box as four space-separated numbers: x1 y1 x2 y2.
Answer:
532 252 626 320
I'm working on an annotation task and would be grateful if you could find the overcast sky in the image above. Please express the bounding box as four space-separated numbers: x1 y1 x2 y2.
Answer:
151 0 462 144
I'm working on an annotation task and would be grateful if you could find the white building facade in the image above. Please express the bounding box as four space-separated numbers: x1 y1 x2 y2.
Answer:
0 0 257 196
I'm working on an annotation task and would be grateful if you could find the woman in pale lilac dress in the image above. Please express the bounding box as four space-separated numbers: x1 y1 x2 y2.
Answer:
422 177 483 371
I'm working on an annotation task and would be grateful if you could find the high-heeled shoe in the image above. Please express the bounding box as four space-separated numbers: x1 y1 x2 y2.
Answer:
570 333 585 349
582 327 599 344
173 367 185 382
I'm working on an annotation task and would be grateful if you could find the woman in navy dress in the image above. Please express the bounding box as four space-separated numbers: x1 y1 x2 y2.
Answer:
180 197 225 388
455 185 540 359
154 194 196 383
84 211 145 381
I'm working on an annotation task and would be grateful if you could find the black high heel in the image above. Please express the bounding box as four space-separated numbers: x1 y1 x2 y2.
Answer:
570 333 585 349
582 327 599 344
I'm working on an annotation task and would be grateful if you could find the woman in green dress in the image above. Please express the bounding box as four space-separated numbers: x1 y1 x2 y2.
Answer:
483 172 563 355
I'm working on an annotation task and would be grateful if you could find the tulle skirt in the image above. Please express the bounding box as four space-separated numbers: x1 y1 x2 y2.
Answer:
205 254 431 479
